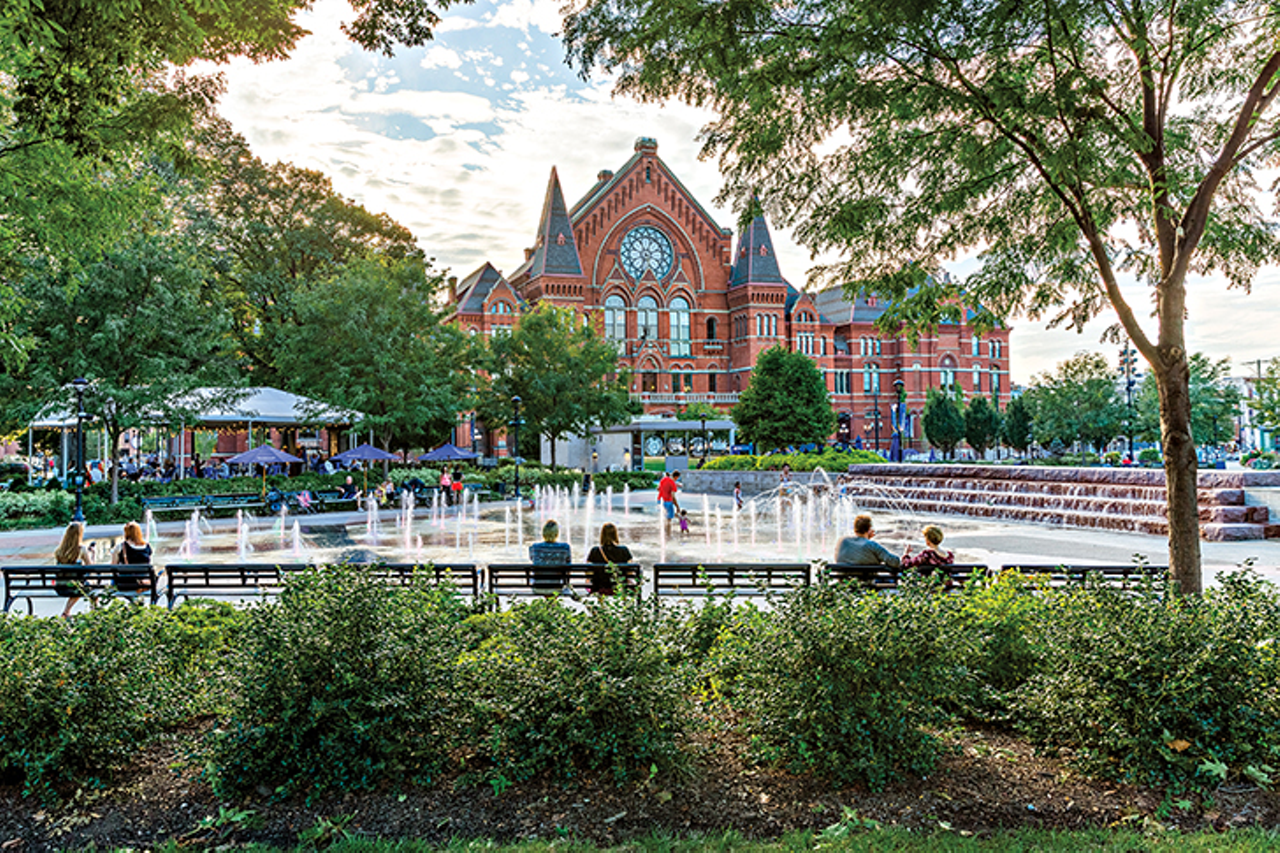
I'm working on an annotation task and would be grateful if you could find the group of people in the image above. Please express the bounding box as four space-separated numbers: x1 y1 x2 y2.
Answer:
53 520 154 617
834 514 954 579
528 519 634 596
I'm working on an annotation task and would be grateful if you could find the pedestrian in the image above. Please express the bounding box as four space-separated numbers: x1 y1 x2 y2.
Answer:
440 468 453 506
657 469 681 534
678 508 690 538
733 480 743 510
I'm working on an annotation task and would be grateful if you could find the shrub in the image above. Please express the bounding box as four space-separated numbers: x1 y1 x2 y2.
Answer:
457 594 693 786
1015 571 1280 790
719 582 954 790
1137 447 1162 465
702 449 886 472
210 564 471 800
0 603 239 799
0 491 71 530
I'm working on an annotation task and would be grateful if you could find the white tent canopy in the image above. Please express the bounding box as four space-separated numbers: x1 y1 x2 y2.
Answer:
30 386 359 430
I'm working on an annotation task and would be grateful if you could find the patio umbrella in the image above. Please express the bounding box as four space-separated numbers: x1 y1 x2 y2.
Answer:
418 443 479 463
332 443 399 496
853 436 863 450
226 445 304 499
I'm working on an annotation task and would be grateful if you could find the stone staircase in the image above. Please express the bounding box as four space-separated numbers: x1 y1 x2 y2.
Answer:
830 464 1280 541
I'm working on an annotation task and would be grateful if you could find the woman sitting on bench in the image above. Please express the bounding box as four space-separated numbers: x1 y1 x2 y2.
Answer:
53 522 94 617
110 521 153 596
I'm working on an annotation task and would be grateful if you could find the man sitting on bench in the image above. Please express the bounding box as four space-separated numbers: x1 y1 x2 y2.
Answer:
834 514 903 568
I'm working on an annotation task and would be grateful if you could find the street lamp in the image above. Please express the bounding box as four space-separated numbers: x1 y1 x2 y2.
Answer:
510 395 523 499
1119 343 1138 461
71 378 89 523
892 378 906 461
869 381 882 452
700 415 707 467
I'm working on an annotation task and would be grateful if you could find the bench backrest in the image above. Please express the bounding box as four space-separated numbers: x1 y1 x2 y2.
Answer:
3 564 160 612
369 563 479 597
1000 564 1170 587
486 563 641 596
651 563 811 596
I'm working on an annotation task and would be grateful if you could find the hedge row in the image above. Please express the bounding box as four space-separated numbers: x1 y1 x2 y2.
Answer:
1 567 1277 803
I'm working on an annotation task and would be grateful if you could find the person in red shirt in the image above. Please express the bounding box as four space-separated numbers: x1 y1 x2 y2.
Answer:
657 470 681 535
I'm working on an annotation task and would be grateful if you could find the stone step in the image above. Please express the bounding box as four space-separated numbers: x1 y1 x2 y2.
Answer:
1200 505 1271 524
1201 523 1269 542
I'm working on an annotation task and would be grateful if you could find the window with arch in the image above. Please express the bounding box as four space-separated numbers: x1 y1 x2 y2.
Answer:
860 337 869 356
863 362 880 394
990 368 1001 396
706 317 717 340
972 365 982 392
638 296 659 341
769 315 777 336
669 297 691 356
940 357 956 389
604 295 627 352
875 339 882 356
755 315 763 337
971 335 981 357
990 340 1001 359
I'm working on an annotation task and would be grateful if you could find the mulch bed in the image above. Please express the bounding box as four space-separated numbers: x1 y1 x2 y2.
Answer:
1 724 1276 850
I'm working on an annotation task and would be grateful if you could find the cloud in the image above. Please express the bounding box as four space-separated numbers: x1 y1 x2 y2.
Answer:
200 0 1280 383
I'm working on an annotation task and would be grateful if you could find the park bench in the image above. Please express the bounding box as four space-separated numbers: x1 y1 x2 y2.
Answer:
313 489 360 512
205 493 266 512
162 562 310 608
140 494 207 514
1000 563 1171 590
366 562 480 597
650 562 811 597
825 563 991 590
2 564 160 614
485 563 641 598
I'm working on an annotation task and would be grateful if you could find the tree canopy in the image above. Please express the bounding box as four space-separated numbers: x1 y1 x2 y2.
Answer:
1026 352 1125 453
922 388 965 459
477 304 634 469
731 346 835 452
1135 354 1240 446
964 396 1002 458
276 257 470 456
1001 395 1034 455
563 0 1280 591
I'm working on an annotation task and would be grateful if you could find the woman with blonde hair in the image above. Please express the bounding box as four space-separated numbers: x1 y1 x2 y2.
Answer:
53 522 93 617
901 525 955 583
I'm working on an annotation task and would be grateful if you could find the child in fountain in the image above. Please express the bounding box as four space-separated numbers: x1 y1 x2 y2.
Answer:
678 508 691 538
901 525 954 584
733 481 743 510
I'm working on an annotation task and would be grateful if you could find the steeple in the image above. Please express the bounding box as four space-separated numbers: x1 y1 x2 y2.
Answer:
730 206 785 287
529 167 584 278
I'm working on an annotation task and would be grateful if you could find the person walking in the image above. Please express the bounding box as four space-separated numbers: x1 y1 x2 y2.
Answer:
657 470 681 534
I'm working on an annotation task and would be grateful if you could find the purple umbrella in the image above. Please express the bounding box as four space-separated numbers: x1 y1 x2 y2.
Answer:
418 443 479 463
226 445 303 498
332 443 399 494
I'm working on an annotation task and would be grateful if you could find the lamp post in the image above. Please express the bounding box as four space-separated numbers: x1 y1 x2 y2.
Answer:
892 378 905 461
1119 343 1138 461
870 381 882 452
510 395 523 499
71 378 89 523
700 415 707 467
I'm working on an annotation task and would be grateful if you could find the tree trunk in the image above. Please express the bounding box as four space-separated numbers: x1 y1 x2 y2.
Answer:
1156 356 1202 595
109 423 121 505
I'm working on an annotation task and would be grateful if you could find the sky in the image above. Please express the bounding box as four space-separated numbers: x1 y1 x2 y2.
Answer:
202 0 1280 385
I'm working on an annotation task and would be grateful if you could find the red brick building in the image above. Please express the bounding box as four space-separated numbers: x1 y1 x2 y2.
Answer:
448 138 1010 449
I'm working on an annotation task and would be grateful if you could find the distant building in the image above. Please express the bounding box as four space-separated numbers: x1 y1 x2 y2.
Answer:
447 137 1010 451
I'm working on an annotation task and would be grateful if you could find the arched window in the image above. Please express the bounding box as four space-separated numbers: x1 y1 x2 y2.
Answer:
990 368 1001 396
604 295 627 352
990 340 1001 359
756 315 763 337
769 315 777 336
863 362 880 394
972 365 982 392
670 297 691 356
875 339 882 356
638 296 659 341
940 357 956 389
971 335 981 357
706 317 717 340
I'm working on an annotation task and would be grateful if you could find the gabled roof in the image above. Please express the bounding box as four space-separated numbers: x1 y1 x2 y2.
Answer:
456 262 506 314
567 138 731 237
528 167 584 278
730 213 787 287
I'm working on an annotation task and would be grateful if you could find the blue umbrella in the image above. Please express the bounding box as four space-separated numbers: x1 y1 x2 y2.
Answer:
226 445 303 498
853 436 863 450
332 443 399 495
419 443 479 462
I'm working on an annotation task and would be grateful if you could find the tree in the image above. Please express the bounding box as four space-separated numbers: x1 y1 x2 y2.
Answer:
922 388 965 459
275 257 471 455
964 396 1001 459
562 0 1280 593
1001 395 1034 456
1135 354 1241 447
201 125 423 384
676 402 720 421
477 304 634 469
1249 358 1280 439
12 234 239 502
731 346 835 453
1028 353 1125 454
